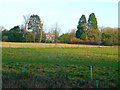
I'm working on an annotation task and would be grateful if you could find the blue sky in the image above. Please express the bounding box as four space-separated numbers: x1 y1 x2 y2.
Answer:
0 0 118 34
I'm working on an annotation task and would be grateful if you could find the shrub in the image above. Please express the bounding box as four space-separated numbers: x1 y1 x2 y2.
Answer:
70 37 96 45
102 36 118 46
3 36 8 41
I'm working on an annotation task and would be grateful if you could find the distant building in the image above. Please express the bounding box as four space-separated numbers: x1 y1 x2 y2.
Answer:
45 32 55 42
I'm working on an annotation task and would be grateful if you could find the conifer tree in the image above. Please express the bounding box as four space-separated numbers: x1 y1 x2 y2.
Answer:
76 14 87 40
87 13 100 44
88 13 98 29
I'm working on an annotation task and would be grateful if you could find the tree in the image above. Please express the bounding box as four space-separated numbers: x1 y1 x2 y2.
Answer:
104 36 118 46
87 13 100 43
49 23 61 43
40 22 43 43
95 31 102 45
100 27 118 45
2 29 8 41
69 29 76 38
28 15 43 43
101 27 117 37
23 15 29 32
101 33 110 42
68 29 76 43
88 13 98 29
1 26 25 42
3 36 8 41
41 23 47 43
76 14 87 40
22 15 30 42
0 26 5 41
41 31 46 43
8 26 25 42
59 33 70 43
0 26 5 31
54 23 61 43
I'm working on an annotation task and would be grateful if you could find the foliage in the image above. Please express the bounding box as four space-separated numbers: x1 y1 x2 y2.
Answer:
87 13 100 43
101 28 118 46
68 29 76 43
59 33 70 43
69 29 76 38
88 13 98 29
53 29 59 43
76 14 87 40
70 37 96 45
28 15 43 43
50 23 61 43
2 26 25 42
103 36 118 46
94 32 102 45
3 36 8 41
41 32 46 43
1 13 119 46
101 27 118 35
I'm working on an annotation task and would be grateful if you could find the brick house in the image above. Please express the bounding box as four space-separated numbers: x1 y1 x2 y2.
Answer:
45 32 55 42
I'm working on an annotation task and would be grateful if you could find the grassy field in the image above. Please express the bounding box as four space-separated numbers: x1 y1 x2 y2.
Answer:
1 42 112 48
1 42 119 88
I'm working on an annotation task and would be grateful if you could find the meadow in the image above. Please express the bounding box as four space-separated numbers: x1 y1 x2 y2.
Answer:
1 42 119 88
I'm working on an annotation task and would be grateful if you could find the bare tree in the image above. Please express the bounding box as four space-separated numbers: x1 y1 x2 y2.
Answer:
53 23 61 43
0 26 5 31
0 26 6 41
23 15 30 32
68 29 76 38
39 22 43 43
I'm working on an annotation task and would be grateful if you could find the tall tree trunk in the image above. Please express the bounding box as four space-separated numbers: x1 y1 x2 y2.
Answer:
39 30 42 43
33 29 35 43
39 24 43 43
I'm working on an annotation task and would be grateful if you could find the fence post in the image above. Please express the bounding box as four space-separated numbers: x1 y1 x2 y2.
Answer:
90 66 92 81
90 66 93 88
55 43 57 47
23 58 26 73
96 80 98 88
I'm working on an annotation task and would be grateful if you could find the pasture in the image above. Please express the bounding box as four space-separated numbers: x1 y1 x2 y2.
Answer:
1 42 119 88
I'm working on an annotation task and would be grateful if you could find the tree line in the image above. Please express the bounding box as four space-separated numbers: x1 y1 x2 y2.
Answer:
0 13 119 46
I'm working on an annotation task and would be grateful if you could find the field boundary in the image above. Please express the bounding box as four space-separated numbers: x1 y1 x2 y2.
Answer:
0 42 116 48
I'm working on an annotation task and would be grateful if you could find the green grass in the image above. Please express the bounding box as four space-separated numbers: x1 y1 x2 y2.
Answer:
2 46 119 88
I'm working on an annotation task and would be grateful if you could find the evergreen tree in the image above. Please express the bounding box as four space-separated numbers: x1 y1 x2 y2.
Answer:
88 13 98 29
76 14 87 40
87 13 100 43
4 26 25 42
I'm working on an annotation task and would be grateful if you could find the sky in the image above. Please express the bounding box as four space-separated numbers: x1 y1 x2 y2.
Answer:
0 0 118 34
